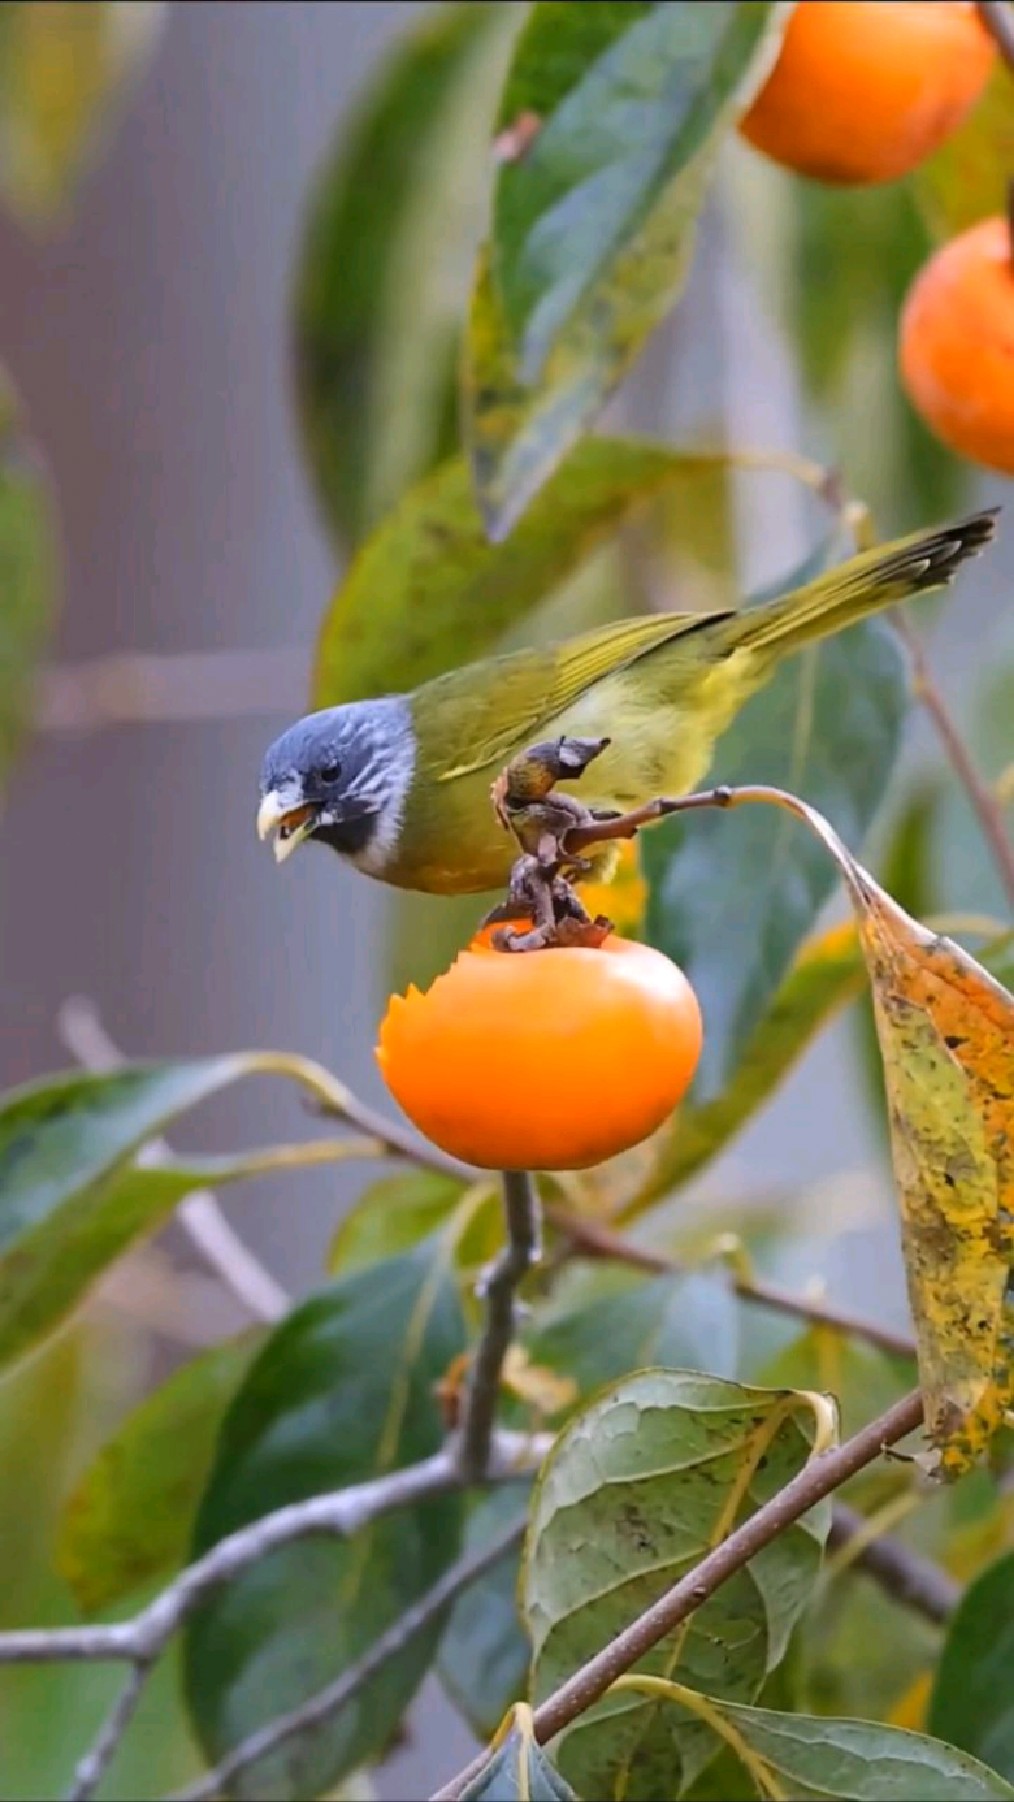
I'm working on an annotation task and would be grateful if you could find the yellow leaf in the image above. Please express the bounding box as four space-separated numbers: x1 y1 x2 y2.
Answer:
887 1669 933 1732
501 1344 577 1419
850 873 1014 1476
675 783 1014 1478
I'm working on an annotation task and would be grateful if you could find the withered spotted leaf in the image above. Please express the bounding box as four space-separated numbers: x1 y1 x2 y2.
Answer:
739 788 1014 1478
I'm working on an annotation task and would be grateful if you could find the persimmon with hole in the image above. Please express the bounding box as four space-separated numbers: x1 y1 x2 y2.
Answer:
375 931 702 1170
739 3 994 187
899 214 1014 474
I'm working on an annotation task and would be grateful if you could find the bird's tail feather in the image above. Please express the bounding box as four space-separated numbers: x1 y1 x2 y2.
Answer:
720 509 999 661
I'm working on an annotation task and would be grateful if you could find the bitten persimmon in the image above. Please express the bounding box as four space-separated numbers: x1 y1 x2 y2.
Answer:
899 214 1014 474
740 3 994 187
375 932 702 1171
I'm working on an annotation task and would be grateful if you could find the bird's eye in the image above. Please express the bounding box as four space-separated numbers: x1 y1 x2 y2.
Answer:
320 760 342 784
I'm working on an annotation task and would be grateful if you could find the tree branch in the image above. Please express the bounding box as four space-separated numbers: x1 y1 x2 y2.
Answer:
894 613 1014 911
171 1513 529 1802
977 0 1014 73
57 997 290 1325
546 1206 917 1362
0 1431 548 1672
0 1431 548 1792
432 1389 925 1800
826 1500 960 1626
68 1659 152 1802
458 1170 542 1481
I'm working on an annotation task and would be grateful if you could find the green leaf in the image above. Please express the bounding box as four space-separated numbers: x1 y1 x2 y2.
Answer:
438 1486 533 1740
643 550 907 1099
327 1170 467 1273
0 1049 370 1370
629 920 866 1211
0 1057 271 1369
56 1334 261 1616
915 66 1014 241
527 1263 740 1392
460 1707 578 1802
467 1 788 537
313 438 760 707
0 377 59 785
183 1243 467 1800
291 3 518 546
526 1369 833 1797
931 1550 1014 1781
757 1324 911 1441
613 1690 1014 1799
0 2 165 225
725 149 966 531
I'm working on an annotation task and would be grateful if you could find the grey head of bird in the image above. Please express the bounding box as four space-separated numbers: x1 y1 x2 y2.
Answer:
256 696 415 875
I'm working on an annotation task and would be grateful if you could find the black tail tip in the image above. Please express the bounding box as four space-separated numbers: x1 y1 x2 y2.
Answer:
912 506 1000 592
944 506 1000 564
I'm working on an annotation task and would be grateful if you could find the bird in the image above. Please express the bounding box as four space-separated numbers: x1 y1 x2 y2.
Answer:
257 510 997 896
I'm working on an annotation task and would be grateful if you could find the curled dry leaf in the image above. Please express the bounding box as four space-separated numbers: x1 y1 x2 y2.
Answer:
680 785 1014 1479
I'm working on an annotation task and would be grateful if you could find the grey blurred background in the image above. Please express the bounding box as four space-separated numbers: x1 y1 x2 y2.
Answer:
0 4 1007 1794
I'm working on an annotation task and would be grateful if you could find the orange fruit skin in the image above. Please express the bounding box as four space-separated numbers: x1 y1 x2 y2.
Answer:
376 934 702 1171
740 3 994 186
899 215 1014 474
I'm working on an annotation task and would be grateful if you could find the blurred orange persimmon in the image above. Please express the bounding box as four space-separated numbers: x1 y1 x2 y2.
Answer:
740 3 994 186
899 213 1014 474
376 931 702 1171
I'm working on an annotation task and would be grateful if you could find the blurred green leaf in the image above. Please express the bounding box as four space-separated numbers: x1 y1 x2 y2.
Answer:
931 1550 1014 1780
630 920 866 1212
916 65 1014 241
0 1 164 225
460 1707 578 1802
0 376 59 787
314 438 768 707
527 1369 832 1797
526 1262 740 1392
612 1691 1014 1799
759 1324 912 1441
327 1169 467 1273
438 1486 533 1740
934 655 1014 928
725 147 966 531
467 1 787 538
0 1053 359 1371
643 546 906 1100
0 1057 257 1369
292 3 519 546
57 1333 261 1616
0 1315 204 1796
183 1243 466 1800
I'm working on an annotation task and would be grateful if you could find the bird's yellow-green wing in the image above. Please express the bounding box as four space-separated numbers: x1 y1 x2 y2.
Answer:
415 609 730 784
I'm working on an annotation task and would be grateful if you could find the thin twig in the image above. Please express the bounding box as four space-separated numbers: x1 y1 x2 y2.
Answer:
546 1207 916 1362
68 1659 152 1802
285 1050 473 1181
57 997 290 1324
826 1501 959 1626
0 1432 548 1671
171 1513 529 1801
458 1170 542 1481
977 0 1014 73
432 1389 925 1800
894 613 1014 910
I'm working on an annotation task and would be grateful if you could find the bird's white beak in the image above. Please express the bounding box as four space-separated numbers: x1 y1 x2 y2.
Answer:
256 790 318 864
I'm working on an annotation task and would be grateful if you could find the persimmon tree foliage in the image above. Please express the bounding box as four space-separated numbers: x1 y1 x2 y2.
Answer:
1 5 1014 1801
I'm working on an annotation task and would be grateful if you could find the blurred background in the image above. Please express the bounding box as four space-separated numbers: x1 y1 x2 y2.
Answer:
0 4 1008 1796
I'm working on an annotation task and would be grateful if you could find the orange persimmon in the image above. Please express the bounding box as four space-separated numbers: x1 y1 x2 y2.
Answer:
899 214 1014 474
376 932 702 1171
739 3 994 187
